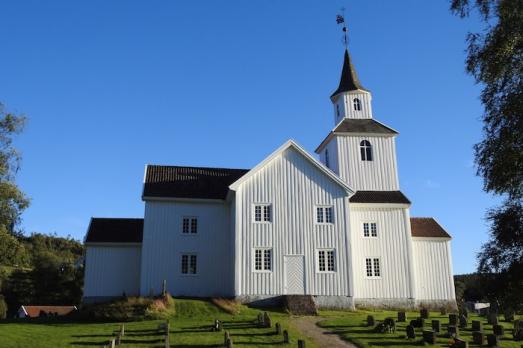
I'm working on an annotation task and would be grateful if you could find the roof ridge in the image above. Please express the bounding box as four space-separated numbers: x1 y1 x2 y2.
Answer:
146 164 249 172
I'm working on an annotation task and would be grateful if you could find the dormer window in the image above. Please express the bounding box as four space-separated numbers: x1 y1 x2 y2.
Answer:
360 140 373 161
353 98 362 111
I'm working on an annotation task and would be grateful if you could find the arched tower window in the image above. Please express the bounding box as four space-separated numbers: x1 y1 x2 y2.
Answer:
360 140 373 161
325 149 330 168
353 98 362 111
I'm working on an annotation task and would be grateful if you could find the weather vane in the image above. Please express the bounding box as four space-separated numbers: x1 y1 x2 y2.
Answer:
336 8 348 49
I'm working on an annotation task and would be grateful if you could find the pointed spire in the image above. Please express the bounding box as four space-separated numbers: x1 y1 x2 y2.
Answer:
331 49 368 98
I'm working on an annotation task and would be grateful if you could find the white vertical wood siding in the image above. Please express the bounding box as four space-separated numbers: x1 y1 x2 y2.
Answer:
235 147 351 296
412 238 456 300
337 135 399 190
333 91 373 122
349 207 413 299
140 200 233 297
319 137 339 175
84 245 141 297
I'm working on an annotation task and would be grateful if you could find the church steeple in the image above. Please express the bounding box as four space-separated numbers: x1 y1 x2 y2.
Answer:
331 49 368 98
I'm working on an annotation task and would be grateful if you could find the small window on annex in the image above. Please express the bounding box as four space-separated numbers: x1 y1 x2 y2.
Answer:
254 204 272 222
318 249 336 272
360 140 373 161
316 206 334 224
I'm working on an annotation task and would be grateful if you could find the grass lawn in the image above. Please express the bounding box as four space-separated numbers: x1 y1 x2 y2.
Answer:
318 309 522 348
0 298 317 348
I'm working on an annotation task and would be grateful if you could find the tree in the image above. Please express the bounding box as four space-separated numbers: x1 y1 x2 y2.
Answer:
450 0 523 309
0 103 29 235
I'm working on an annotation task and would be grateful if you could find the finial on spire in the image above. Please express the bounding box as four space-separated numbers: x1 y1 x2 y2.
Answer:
336 8 348 49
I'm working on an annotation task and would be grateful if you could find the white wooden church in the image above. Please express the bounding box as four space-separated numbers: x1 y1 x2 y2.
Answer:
83 47 457 309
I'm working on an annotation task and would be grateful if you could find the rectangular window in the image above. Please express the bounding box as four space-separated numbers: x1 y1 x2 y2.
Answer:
254 248 272 271
365 257 381 278
181 254 197 274
182 217 198 234
316 206 334 224
363 222 377 237
254 204 271 222
318 250 335 272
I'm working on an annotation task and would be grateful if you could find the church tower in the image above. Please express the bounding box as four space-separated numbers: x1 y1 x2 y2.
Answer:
316 48 401 192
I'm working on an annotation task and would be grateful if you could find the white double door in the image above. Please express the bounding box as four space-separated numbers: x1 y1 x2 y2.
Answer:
283 255 305 294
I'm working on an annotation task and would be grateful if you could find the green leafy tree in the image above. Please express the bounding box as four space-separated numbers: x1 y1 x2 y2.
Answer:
0 103 29 235
450 0 523 310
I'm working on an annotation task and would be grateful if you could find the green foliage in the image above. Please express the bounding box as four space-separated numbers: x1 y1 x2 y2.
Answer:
0 294 7 319
450 0 523 312
0 227 29 267
0 103 29 235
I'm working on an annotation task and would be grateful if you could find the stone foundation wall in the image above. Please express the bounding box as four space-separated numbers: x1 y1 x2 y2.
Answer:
236 295 355 309
354 298 457 311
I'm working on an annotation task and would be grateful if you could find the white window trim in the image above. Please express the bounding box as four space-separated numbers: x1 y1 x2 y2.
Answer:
252 203 272 224
365 257 382 279
315 205 334 225
252 247 273 273
316 249 337 273
181 216 198 235
362 221 378 238
180 252 198 276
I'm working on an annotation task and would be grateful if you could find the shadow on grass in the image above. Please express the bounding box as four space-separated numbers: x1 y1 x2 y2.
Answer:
231 331 278 337
368 341 420 346
70 341 109 346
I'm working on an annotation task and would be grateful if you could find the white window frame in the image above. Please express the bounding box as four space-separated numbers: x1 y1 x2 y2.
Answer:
180 253 198 276
253 203 272 223
182 216 198 235
317 249 336 273
253 247 273 273
365 257 381 278
362 221 378 238
315 206 334 224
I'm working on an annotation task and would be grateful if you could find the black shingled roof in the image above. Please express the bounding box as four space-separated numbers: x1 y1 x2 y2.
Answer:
331 49 368 97
85 218 143 243
349 191 411 204
143 165 249 200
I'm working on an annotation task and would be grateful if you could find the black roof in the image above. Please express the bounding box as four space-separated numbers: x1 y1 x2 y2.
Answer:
334 118 398 135
143 165 249 200
349 191 411 204
85 218 144 243
331 49 368 97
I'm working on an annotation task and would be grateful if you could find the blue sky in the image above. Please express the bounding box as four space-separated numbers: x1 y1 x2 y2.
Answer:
1 1 495 274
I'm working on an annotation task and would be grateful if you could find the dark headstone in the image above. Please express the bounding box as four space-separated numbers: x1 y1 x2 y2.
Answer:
224 331 230 346
493 324 504 336
367 315 375 327
298 339 306 348
487 334 499 347
504 310 515 322
275 322 282 335
226 337 233 348
398 311 406 322
283 330 289 344
452 338 468 348
473 331 486 345
459 315 468 328
472 320 483 332
431 319 441 333
422 330 436 344
420 308 429 319
448 325 459 338
383 317 396 333
410 317 424 328
406 325 416 339
488 313 498 325
263 312 272 328
449 313 458 326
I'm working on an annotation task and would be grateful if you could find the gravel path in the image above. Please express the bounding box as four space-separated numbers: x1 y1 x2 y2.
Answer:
293 316 357 348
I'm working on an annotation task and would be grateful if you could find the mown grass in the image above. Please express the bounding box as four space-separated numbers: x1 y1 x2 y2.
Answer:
0 298 317 348
318 309 522 348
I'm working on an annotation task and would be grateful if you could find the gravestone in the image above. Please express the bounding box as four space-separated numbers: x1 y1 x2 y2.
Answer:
473 331 486 345
410 318 424 328
367 315 375 327
298 339 306 348
406 325 416 339
514 320 523 341
448 325 459 338
472 320 483 332
431 319 441 333
420 308 429 319
283 330 289 343
487 334 499 347
224 331 230 346
493 324 504 336
398 311 406 322
263 312 272 328
275 322 282 335
422 330 436 344
383 317 396 333
226 337 234 348
459 315 468 328
504 310 515 322
449 314 458 326
452 338 468 348
488 313 499 325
